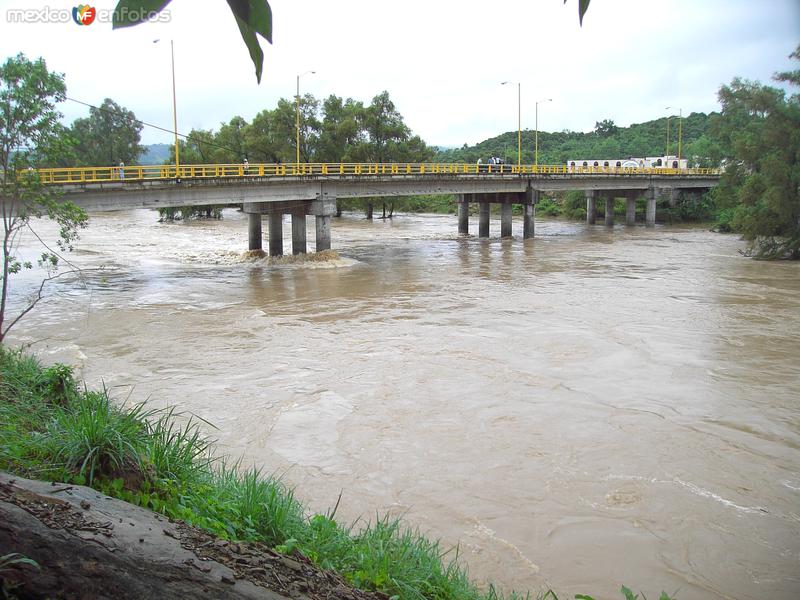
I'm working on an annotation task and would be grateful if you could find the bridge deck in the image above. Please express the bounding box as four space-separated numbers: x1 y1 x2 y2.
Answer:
33 162 718 185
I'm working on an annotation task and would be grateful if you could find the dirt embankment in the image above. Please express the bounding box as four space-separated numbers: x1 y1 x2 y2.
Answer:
0 472 386 600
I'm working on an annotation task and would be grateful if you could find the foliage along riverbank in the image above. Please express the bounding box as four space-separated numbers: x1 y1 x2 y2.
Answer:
0 346 675 600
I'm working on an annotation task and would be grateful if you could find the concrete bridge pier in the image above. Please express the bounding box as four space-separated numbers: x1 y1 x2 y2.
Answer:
269 212 284 256
457 194 469 235
626 192 637 225
247 212 263 251
523 204 535 239
315 215 331 251
605 194 615 227
291 211 307 255
523 189 538 239
500 202 513 238
585 190 597 225
645 188 658 227
478 203 490 238
669 188 680 208
311 192 336 252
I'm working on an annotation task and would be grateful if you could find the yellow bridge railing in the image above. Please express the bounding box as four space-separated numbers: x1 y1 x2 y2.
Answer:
31 163 721 185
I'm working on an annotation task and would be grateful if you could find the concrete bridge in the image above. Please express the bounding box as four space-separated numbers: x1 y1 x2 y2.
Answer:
20 162 720 256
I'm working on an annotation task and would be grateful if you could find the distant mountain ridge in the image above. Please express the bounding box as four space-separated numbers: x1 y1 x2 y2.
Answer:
434 112 718 167
140 143 171 165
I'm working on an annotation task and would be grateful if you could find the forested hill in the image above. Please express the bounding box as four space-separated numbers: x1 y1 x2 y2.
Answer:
434 112 718 167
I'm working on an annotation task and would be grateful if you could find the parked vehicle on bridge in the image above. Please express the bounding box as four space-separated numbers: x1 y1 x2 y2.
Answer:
567 156 688 170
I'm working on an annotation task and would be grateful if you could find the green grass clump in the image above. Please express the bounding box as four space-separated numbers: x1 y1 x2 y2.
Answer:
0 346 675 600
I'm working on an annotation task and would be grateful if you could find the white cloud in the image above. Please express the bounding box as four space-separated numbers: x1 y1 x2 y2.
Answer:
0 0 798 149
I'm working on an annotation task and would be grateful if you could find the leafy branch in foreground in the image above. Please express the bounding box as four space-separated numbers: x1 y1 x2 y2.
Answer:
0 54 88 343
112 0 273 83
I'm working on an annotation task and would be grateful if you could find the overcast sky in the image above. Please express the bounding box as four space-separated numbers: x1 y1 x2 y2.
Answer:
1 0 798 149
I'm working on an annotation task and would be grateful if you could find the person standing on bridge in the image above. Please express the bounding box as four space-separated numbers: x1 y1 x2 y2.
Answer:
243 157 250 175
118 161 125 180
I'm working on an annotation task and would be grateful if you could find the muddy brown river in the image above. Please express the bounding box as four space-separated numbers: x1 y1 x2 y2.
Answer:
8 209 800 599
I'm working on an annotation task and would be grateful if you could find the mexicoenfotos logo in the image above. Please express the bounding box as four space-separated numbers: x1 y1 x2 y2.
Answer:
5 5 171 24
72 4 96 25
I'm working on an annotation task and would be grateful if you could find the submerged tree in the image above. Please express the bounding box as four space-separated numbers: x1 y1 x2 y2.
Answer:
0 54 87 343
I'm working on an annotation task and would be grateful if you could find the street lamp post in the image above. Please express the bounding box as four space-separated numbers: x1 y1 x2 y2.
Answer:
666 106 683 160
535 98 552 169
154 39 179 176
296 70 315 164
664 110 670 157
501 81 521 168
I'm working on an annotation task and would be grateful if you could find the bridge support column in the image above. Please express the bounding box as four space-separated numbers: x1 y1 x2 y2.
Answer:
669 188 680 208
605 195 615 226
457 194 469 235
315 215 331 251
291 211 307 255
523 189 538 239
500 202 512 238
646 188 657 227
585 190 597 225
268 212 284 256
626 194 637 226
478 203 490 238
523 204 535 239
247 213 262 251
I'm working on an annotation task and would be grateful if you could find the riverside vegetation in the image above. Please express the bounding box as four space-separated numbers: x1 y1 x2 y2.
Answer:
0 346 675 600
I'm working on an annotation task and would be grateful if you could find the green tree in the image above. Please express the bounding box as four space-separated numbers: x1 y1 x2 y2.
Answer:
243 109 285 163
316 95 365 162
359 91 411 162
594 119 618 138
710 51 800 258
0 54 88 343
70 98 144 166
